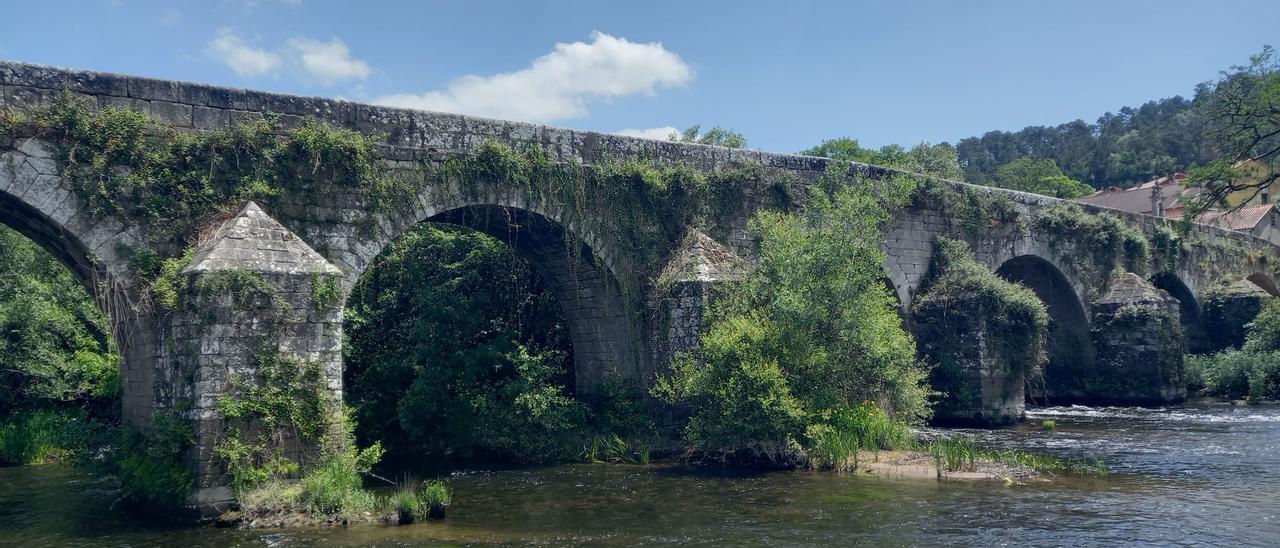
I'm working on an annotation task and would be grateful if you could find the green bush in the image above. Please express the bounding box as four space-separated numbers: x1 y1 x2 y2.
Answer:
116 416 195 505
1186 298 1280 402
1189 350 1280 401
1244 299 1280 353
0 226 118 418
657 170 931 456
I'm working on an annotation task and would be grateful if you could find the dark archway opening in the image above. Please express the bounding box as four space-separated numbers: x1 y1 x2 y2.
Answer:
996 255 1094 404
1152 273 1207 354
343 206 645 469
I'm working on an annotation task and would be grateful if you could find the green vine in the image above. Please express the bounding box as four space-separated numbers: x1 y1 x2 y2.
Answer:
310 273 340 311
215 351 333 490
1033 202 1151 283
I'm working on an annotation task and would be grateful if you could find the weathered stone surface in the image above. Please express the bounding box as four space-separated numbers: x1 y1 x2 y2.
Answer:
1 60 1278 514
170 202 344 515
1085 273 1186 405
1203 277 1274 352
184 202 343 276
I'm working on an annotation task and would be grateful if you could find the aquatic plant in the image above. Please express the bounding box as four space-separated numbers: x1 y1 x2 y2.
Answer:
421 479 451 519
929 435 978 475
1041 419 1056 431
583 434 651 465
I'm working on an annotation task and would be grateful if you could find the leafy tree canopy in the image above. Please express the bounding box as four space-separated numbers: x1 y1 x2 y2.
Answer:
801 138 964 180
1187 46 1280 215
0 225 117 416
991 156 1095 198
672 125 747 148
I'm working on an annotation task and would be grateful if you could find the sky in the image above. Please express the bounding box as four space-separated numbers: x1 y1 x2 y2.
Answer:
1 0 1274 153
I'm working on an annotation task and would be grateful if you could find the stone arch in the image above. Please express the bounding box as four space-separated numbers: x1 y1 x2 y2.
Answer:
1247 272 1280 297
3 139 161 426
995 254 1094 403
350 198 640 398
1151 272 1207 353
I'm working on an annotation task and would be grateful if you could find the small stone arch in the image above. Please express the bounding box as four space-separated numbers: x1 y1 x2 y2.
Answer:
349 200 640 398
1152 272 1207 353
1247 272 1280 297
995 254 1094 403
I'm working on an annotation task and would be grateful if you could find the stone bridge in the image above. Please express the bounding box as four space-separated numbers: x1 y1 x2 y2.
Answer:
2 61 1276 513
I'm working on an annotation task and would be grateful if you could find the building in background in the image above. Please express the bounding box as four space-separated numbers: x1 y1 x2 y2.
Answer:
1076 168 1280 246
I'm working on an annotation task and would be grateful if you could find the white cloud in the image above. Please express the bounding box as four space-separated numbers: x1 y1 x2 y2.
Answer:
374 31 693 123
207 28 281 77
287 37 371 85
614 126 679 140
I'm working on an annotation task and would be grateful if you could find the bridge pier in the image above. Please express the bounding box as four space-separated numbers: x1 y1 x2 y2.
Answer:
168 202 345 517
1084 273 1186 405
648 230 747 379
1203 278 1273 352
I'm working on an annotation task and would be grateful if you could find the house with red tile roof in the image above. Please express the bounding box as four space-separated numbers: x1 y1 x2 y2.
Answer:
1075 171 1280 246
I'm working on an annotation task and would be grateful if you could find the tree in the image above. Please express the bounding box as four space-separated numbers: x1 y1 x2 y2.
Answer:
1187 46 1280 215
342 223 583 462
672 125 747 148
991 157 1095 198
656 168 931 454
802 138 964 180
0 225 117 417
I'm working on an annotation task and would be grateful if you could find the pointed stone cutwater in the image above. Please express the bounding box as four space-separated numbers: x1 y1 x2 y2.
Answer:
183 201 341 277
655 229 749 285
1089 272 1185 405
170 201 345 518
651 230 749 371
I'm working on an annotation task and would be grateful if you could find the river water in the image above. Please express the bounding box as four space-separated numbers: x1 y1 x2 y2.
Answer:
2 401 1277 547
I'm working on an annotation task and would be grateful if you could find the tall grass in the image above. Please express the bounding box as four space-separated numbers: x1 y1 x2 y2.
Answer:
0 410 84 466
582 434 650 464
928 435 977 475
390 478 451 523
808 402 916 471
926 435 1109 478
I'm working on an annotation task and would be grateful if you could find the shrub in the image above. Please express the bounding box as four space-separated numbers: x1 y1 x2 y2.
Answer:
344 223 586 463
1243 299 1280 353
1190 349 1280 401
657 171 931 457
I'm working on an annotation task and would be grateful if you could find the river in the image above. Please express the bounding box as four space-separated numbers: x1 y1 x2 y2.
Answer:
1 401 1277 546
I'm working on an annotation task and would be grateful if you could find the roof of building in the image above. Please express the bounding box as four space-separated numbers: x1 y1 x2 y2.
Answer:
1076 173 1194 215
1195 203 1275 231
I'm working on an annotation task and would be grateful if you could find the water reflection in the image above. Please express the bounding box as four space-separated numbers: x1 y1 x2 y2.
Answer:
1 401 1277 546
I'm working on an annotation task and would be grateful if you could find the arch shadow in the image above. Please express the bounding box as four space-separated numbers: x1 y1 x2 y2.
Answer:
1152 272 1207 354
389 204 642 397
995 255 1094 403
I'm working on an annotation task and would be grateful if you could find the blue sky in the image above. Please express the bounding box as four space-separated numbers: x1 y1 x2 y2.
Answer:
2 1 1274 153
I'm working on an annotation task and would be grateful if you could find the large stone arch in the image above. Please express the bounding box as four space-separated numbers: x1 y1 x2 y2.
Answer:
995 254 1094 403
0 138 157 425
344 191 641 398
